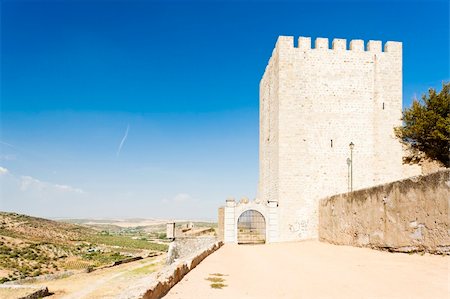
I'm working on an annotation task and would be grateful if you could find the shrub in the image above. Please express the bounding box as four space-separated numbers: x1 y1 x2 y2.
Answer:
395 82 450 166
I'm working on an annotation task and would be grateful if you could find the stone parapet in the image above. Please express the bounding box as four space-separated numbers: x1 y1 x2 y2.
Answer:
118 241 223 299
319 170 450 254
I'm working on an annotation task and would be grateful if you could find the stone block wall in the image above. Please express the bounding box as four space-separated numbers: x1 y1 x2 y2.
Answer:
259 39 281 206
319 170 450 254
258 35 421 242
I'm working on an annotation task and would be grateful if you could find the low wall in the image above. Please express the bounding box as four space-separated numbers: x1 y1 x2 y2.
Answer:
112 256 143 266
117 241 223 299
166 236 216 264
4 271 74 285
0 285 50 299
142 241 222 299
319 170 450 254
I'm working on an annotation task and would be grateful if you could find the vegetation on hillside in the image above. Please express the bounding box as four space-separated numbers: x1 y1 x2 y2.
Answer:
0 212 168 283
395 82 450 167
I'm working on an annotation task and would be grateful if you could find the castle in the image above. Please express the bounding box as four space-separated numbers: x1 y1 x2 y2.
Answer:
219 36 421 243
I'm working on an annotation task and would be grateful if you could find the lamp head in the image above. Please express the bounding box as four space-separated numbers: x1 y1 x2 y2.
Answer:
349 142 354 150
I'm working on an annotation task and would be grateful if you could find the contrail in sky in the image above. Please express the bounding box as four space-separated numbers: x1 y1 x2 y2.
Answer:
0 141 18 149
116 124 130 157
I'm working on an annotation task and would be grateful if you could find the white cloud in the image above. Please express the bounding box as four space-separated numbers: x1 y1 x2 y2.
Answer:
0 166 9 175
162 193 198 204
54 184 84 194
173 193 192 202
1 171 88 218
20 175 84 194
20 176 42 191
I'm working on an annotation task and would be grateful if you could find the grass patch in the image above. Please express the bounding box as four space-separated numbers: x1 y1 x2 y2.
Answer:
62 259 97 270
206 273 228 289
210 283 227 289
128 263 158 276
209 273 227 276
81 251 128 265
205 277 225 283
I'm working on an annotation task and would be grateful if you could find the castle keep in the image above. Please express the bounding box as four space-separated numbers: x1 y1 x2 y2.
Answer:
221 36 420 243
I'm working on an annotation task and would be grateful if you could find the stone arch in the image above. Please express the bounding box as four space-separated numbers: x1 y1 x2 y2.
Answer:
236 209 266 244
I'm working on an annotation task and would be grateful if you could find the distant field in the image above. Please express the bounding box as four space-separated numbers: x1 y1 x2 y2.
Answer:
60 218 217 229
86 234 167 251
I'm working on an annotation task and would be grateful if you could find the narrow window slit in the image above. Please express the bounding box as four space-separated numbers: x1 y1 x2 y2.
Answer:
331 139 333 148
382 102 385 110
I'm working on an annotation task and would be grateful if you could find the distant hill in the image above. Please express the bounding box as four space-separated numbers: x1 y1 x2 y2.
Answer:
0 212 168 283
0 212 95 244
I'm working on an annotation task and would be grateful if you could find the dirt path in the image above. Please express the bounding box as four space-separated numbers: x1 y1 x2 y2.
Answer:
27 255 165 299
165 241 449 299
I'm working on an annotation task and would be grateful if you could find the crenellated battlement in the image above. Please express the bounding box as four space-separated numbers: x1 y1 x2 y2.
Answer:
275 36 401 53
259 34 405 243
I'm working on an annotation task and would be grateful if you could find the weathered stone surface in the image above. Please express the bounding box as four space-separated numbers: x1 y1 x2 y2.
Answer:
166 236 216 264
0 285 50 299
117 241 223 299
141 241 222 299
319 170 450 254
258 35 423 242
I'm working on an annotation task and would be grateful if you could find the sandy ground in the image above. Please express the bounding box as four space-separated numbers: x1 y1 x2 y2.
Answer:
165 240 449 299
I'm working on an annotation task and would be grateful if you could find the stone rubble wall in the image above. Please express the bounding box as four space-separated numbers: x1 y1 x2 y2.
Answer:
319 170 450 254
0 285 50 299
117 241 223 299
4 271 74 285
166 236 216 265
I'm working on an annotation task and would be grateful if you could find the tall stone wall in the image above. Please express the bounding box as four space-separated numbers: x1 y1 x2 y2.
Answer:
258 36 420 242
319 170 450 254
259 41 281 205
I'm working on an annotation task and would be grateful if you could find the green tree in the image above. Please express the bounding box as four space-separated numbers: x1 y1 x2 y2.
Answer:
395 82 450 167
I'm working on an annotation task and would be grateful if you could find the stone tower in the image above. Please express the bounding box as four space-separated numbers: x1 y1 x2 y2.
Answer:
258 36 406 242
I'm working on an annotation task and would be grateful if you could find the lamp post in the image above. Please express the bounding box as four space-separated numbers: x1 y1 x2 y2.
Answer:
346 158 351 193
349 142 354 192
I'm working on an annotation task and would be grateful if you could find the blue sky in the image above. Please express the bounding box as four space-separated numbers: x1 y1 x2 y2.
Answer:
1 0 448 219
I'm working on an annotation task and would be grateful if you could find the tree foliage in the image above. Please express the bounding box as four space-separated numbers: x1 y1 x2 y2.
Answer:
395 82 450 167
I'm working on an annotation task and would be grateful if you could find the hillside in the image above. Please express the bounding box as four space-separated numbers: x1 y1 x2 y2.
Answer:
0 212 94 243
0 212 168 283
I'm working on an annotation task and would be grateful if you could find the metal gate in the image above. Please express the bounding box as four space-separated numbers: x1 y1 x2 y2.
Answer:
237 210 266 244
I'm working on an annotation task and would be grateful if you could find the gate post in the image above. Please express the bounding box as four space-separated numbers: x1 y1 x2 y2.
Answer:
166 222 176 241
224 198 236 243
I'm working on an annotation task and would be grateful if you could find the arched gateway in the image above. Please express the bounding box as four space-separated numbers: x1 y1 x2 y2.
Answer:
220 198 277 243
237 210 266 244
